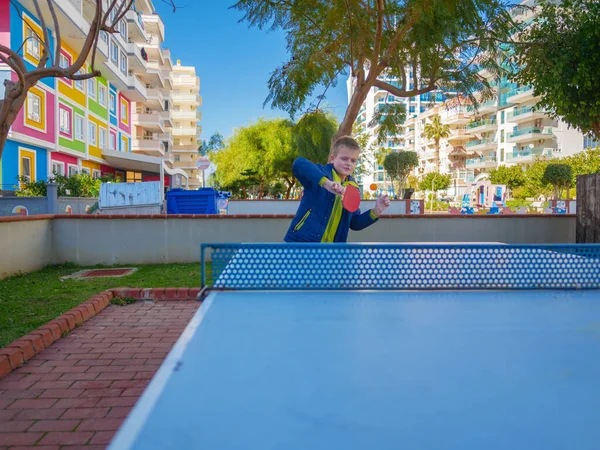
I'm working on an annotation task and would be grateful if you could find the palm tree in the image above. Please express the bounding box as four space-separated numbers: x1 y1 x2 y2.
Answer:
422 115 451 172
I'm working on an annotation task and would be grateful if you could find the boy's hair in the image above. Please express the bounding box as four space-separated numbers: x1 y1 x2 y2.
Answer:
330 135 361 158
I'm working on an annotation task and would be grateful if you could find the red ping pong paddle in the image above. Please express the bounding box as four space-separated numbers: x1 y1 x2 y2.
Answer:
342 185 361 212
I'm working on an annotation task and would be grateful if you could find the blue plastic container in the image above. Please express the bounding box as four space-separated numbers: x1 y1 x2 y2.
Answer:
167 188 218 214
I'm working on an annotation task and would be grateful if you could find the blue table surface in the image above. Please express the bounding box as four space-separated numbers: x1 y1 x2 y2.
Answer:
109 290 600 450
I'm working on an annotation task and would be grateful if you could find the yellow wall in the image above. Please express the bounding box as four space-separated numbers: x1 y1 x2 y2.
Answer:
19 148 36 183
57 43 86 107
88 115 107 159
24 86 46 132
82 160 101 171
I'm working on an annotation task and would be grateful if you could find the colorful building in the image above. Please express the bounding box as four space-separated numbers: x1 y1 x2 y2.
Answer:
0 0 190 194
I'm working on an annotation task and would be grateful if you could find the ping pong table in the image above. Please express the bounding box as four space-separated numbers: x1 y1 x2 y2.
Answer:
109 243 600 450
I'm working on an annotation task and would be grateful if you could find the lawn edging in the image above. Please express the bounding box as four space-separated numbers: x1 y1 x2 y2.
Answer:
0 287 201 378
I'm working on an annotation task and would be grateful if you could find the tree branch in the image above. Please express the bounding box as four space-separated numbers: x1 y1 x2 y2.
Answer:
32 0 51 70
47 1 62 67
372 0 384 65
373 78 437 98
0 44 28 74
0 54 25 86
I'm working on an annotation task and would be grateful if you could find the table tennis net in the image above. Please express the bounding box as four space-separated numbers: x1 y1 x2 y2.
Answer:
201 243 600 291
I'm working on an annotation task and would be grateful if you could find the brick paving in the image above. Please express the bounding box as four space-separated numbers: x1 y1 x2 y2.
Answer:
0 300 199 449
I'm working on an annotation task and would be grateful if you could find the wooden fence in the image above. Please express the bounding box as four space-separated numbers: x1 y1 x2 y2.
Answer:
576 173 600 243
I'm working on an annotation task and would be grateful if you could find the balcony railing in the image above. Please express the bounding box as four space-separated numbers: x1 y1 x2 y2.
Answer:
507 127 553 139
506 85 533 98
466 156 497 167
466 119 496 130
507 106 547 120
466 138 496 148
505 147 554 162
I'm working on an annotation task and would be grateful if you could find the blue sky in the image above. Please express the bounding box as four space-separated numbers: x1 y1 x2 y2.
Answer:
153 1 349 141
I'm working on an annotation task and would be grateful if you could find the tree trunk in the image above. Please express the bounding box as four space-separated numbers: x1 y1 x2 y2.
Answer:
333 84 372 142
435 140 440 172
284 177 296 199
0 82 29 158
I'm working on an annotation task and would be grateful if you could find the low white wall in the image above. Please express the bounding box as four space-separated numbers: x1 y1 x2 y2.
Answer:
0 217 54 278
52 215 576 266
227 200 421 215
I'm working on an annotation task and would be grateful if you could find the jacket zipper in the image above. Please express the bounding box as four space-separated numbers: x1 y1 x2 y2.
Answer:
293 209 311 232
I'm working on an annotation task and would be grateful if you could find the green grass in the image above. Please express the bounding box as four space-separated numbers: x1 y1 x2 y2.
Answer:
0 262 207 348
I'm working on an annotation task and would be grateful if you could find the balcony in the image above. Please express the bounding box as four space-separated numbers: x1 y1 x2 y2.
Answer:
466 138 497 152
142 14 165 42
171 110 199 120
173 143 199 152
172 127 197 137
466 119 497 134
466 156 497 169
447 128 473 143
172 161 198 170
145 61 165 88
126 10 147 43
145 87 164 109
159 133 173 148
507 106 548 124
132 110 164 132
132 137 165 157
467 99 497 114
443 113 471 125
172 93 202 105
127 43 147 73
160 110 173 128
420 149 437 160
123 74 147 103
505 147 554 164
506 126 554 144
506 85 539 104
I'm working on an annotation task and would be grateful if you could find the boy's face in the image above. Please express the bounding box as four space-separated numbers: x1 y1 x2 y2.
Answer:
329 146 360 179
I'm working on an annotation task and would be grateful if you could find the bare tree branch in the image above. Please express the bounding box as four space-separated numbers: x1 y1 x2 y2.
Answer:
0 44 27 74
32 0 51 69
373 77 438 98
0 54 25 86
48 1 62 67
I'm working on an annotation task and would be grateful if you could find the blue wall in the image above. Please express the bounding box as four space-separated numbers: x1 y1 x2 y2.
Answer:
1 139 48 191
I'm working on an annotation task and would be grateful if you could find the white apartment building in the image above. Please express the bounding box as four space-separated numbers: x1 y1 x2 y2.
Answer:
171 61 203 188
347 72 447 194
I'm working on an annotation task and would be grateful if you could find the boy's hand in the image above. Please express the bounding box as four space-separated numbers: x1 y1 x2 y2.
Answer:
373 194 391 217
323 180 346 197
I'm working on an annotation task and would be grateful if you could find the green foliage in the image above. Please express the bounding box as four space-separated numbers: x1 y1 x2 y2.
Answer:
543 164 573 199
232 0 520 135
198 132 225 156
16 173 118 198
368 102 407 145
419 172 451 192
110 297 137 306
511 0 600 138
291 110 338 163
383 151 419 196
488 164 526 190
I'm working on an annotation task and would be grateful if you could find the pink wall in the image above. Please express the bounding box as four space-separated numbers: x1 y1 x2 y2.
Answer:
101 165 116 175
51 153 78 176
118 93 131 134
12 80 56 146
0 0 10 48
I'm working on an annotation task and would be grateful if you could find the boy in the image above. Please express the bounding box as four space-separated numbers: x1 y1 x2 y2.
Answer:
284 135 390 243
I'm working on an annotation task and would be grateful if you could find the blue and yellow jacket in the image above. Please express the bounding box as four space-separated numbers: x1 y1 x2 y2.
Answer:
284 157 379 243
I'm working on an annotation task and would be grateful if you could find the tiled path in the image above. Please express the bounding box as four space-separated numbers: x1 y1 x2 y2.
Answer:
0 301 199 449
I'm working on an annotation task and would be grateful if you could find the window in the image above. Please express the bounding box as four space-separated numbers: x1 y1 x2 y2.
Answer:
111 40 119 64
59 53 69 69
88 78 97 100
119 20 127 39
98 84 107 107
27 92 41 123
120 50 127 74
75 69 85 91
22 157 32 182
501 130 505 143
120 99 128 124
88 122 97 146
109 133 116 150
51 161 64 176
25 27 40 59
92 169 101 179
74 115 84 140
59 107 71 134
99 127 107 148
109 93 116 113
81 167 91 176
68 165 79 177
174 155 180 162
100 30 108 43
501 111 505 124
126 171 143 183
